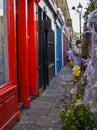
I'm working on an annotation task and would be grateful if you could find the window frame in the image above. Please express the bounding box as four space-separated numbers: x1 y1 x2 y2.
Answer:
0 0 17 89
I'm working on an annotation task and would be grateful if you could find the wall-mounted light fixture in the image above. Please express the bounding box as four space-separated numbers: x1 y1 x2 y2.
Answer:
43 6 47 14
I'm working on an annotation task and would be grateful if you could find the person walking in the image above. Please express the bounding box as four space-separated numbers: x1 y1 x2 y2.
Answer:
72 40 83 67
71 40 83 92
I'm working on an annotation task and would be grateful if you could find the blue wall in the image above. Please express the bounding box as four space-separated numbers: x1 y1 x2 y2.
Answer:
56 27 62 73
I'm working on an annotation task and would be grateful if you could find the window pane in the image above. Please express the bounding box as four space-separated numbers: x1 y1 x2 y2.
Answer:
0 0 9 85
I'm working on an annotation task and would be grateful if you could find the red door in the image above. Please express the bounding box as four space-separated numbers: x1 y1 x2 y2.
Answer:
0 0 20 129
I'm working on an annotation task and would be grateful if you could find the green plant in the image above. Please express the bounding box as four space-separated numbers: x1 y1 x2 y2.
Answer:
59 103 96 130
83 0 97 21
75 82 86 101
59 79 96 130
82 0 97 59
82 35 90 59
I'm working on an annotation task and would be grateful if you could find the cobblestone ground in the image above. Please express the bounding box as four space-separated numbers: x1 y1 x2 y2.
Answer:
11 65 73 130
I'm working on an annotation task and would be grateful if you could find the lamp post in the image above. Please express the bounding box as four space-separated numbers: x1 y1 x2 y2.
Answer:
77 3 83 40
72 3 83 40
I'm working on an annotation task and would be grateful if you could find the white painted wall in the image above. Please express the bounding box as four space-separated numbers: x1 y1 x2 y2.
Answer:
55 19 62 29
38 0 56 31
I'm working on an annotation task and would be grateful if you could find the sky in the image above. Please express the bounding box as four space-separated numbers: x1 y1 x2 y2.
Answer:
67 0 90 33
0 1 3 16
0 1 3 9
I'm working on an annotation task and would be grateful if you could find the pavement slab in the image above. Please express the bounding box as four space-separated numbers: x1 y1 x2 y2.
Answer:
21 107 50 117
35 116 60 128
48 105 61 118
30 100 52 109
36 95 58 102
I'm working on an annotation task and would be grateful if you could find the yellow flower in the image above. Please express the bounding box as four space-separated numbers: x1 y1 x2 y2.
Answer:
76 99 81 103
72 65 80 71
66 109 72 117
72 65 81 76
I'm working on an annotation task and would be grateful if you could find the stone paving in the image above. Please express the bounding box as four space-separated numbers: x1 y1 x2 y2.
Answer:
11 65 73 130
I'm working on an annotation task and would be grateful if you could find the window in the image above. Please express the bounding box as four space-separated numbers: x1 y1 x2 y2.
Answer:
0 0 9 85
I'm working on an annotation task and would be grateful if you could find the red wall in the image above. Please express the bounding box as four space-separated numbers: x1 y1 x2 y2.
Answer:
28 1 38 96
17 0 39 108
17 0 30 108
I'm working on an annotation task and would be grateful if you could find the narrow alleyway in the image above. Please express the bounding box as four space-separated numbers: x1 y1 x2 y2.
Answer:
11 65 73 130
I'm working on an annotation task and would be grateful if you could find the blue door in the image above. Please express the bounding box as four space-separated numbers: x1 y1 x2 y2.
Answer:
56 27 62 73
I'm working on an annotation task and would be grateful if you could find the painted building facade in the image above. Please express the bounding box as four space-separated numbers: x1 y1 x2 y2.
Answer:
0 0 40 129
55 8 65 73
0 0 67 129
37 0 57 89
53 0 73 63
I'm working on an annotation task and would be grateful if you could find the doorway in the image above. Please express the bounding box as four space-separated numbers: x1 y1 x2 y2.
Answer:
38 7 49 90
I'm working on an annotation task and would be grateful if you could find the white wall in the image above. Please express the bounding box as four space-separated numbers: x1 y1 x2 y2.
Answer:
38 0 56 31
